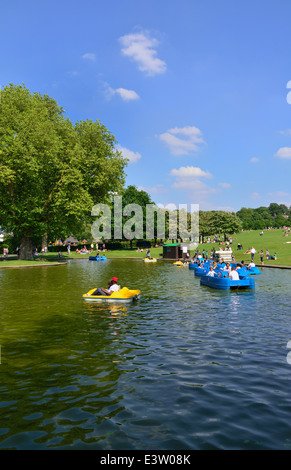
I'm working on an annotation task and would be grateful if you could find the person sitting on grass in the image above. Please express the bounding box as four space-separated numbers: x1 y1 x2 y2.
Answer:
93 277 120 296
268 253 278 260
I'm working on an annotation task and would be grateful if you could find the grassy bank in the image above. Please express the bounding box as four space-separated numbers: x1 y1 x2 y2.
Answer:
202 228 291 266
1 229 290 267
0 258 66 268
65 229 291 265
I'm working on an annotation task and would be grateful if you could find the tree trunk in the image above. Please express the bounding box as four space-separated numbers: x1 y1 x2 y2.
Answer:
42 233 48 251
19 236 34 260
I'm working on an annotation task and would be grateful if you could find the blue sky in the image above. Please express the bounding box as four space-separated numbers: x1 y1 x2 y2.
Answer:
1 0 291 212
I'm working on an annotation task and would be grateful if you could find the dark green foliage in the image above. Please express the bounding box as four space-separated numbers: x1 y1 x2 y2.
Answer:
0 84 127 258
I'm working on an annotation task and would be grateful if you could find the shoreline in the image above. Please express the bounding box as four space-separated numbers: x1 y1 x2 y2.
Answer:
0 261 67 269
0 256 290 269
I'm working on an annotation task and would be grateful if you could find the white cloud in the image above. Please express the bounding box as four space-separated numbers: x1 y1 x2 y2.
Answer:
170 166 212 179
172 178 215 192
82 52 96 61
103 83 139 101
117 145 141 163
169 165 217 208
275 147 291 159
268 191 289 197
159 126 205 155
279 129 291 135
250 157 260 163
119 32 166 76
219 182 231 188
251 192 260 199
115 88 139 101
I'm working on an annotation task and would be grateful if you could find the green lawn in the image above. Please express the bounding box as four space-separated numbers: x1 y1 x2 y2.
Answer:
66 248 164 260
0 258 66 267
1 229 290 267
200 228 291 266
43 229 291 266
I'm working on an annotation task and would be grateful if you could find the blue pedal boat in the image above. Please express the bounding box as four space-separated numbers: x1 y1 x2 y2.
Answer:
188 262 197 270
232 264 261 275
200 273 255 290
89 255 107 261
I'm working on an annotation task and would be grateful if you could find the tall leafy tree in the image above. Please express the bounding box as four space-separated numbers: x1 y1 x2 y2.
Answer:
236 204 290 229
211 211 242 240
199 211 215 240
0 84 127 259
114 185 155 246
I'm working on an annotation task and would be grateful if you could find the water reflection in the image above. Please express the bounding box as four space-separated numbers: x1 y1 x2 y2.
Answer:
85 302 130 317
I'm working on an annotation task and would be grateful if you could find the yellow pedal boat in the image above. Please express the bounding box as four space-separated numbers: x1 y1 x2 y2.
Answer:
173 261 189 266
83 286 141 303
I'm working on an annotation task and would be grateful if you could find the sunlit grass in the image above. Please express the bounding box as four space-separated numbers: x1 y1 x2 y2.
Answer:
1 229 290 267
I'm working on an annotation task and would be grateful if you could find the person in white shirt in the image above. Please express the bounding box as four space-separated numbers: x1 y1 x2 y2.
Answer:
207 266 215 277
248 261 255 269
229 267 239 280
250 247 256 261
93 277 120 296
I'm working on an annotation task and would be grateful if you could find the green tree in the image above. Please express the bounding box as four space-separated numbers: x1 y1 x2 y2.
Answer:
273 214 288 228
199 211 215 241
115 185 155 247
268 202 287 217
0 84 127 259
236 207 255 230
211 211 242 240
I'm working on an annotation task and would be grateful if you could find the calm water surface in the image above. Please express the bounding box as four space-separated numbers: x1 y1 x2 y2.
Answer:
0 259 291 450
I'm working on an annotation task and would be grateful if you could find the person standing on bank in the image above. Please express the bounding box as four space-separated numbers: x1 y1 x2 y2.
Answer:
251 247 256 261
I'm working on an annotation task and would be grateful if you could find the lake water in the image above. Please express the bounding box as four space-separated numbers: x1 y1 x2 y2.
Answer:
0 259 291 450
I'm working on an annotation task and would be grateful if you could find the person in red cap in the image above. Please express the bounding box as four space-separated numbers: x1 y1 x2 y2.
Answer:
93 277 120 296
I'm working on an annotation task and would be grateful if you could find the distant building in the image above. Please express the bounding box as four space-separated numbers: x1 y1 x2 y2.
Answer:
163 242 190 259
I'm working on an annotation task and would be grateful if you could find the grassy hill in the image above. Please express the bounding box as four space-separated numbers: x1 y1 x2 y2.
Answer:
200 228 291 266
